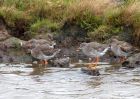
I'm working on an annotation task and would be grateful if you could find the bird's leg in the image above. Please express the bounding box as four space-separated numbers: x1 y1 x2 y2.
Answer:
120 56 126 63
88 57 99 70
44 60 48 65
88 58 95 69
95 57 99 64
92 57 99 69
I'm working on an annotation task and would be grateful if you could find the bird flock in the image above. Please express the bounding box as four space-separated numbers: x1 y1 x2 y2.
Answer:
20 38 135 70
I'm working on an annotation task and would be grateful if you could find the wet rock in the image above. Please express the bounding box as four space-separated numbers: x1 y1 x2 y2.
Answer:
49 57 70 67
0 36 33 63
122 53 140 68
81 67 100 76
0 50 33 63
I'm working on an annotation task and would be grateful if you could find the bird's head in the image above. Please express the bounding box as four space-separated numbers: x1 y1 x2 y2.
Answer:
52 42 56 48
108 44 112 50
49 42 56 49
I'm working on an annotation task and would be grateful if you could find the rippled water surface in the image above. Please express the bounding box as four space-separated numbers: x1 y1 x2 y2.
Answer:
0 64 140 99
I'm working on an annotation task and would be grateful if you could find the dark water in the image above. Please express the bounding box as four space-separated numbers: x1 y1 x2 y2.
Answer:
0 64 140 99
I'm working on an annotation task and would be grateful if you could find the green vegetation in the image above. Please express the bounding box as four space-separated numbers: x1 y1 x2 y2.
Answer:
30 19 60 33
0 0 140 45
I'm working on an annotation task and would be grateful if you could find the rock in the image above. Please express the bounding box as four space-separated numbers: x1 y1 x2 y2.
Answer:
0 36 33 63
0 42 7 51
0 30 10 41
49 57 70 67
122 53 140 68
34 33 54 41
81 67 100 76
21 38 55 53
2 37 22 48
21 39 55 48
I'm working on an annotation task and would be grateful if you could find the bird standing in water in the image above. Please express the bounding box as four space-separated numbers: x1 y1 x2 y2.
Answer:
109 39 135 63
78 42 110 70
31 48 61 65
20 39 58 65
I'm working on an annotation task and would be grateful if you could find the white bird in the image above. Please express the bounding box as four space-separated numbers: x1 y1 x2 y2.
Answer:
78 42 110 69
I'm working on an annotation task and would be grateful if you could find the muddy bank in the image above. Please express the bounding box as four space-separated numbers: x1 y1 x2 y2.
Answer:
0 17 139 67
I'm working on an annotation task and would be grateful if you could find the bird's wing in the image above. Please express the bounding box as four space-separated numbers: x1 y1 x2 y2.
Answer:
120 46 128 52
88 47 98 56
89 42 107 52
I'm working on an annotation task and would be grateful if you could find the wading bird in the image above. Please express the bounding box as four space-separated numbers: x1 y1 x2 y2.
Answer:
31 48 61 65
109 38 138 63
78 42 110 70
110 41 128 63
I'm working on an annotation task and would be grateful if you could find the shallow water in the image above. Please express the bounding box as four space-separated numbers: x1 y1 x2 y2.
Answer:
0 64 140 99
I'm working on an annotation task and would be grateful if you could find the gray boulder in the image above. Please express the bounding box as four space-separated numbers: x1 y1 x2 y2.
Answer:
50 57 70 67
122 53 140 68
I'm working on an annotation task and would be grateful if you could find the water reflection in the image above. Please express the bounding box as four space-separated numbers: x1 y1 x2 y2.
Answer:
0 64 140 99
29 65 47 75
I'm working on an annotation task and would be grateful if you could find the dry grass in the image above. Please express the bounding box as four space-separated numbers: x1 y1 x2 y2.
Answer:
0 0 140 45
67 0 117 19
0 6 31 27
122 0 140 44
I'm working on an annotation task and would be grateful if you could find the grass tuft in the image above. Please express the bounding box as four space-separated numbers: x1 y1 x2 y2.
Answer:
30 19 60 34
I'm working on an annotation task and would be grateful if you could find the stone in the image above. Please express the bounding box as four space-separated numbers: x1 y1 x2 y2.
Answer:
81 67 100 76
122 53 140 68
2 37 22 48
50 57 70 67
21 38 55 54
0 30 10 41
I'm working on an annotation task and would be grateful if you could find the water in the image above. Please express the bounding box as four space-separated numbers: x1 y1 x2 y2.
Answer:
0 64 140 99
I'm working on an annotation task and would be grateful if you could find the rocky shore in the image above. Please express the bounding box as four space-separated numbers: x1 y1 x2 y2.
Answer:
0 17 140 73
